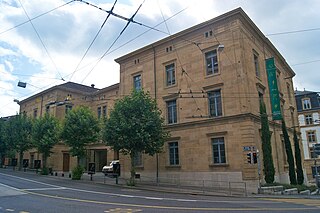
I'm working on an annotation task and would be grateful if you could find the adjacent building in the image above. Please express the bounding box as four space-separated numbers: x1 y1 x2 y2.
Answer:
295 90 320 180
18 82 119 172
115 7 302 192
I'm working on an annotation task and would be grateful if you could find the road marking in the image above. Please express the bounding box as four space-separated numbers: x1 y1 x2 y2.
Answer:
23 190 319 211
0 173 61 188
21 187 66 191
263 198 320 208
5 209 14 212
104 208 142 212
0 183 21 191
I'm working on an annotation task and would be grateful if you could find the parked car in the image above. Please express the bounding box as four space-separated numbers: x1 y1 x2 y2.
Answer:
102 160 119 173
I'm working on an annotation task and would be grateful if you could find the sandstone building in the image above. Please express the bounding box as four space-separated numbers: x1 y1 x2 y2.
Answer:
18 82 119 172
115 7 302 191
17 7 303 192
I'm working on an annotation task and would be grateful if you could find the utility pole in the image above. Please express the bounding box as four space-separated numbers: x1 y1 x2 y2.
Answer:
257 149 261 193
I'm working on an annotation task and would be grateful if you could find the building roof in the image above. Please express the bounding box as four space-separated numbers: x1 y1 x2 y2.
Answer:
294 90 317 96
19 82 99 104
59 82 99 93
114 7 295 77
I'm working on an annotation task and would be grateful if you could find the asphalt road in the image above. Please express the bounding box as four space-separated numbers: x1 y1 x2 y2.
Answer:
0 169 319 213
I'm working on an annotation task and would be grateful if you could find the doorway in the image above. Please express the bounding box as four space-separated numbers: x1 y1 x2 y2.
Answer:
63 153 70 172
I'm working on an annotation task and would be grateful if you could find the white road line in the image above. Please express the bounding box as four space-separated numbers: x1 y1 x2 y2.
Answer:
22 187 66 191
0 172 275 204
0 183 21 191
0 173 61 188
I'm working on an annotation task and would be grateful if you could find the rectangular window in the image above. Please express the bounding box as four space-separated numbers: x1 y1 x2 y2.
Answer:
311 166 320 177
167 100 177 124
103 106 107 118
307 131 316 143
33 109 38 118
258 92 264 104
133 74 142 90
65 105 72 115
97 107 101 119
169 142 179 165
287 84 292 104
254 53 260 77
165 63 176 86
205 50 218 75
133 151 143 167
302 98 311 110
45 106 50 114
208 90 222 117
305 114 313 125
212 137 226 164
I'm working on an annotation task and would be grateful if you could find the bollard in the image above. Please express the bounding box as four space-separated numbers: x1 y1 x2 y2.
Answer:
69 173 71 178
62 173 64 177
116 175 118 184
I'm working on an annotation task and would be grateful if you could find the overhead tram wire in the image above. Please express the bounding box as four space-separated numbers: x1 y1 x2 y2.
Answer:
158 2 205 118
69 0 118 81
0 0 75 36
0 6 188 112
17 0 65 81
80 0 146 83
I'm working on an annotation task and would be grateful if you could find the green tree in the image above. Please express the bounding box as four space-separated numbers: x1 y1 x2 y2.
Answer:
102 90 169 185
260 101 275 183
61 106 100 175
0 119 7 166
32 114 61 173
3 114 33 170
293 129 304 185
281 119 297 185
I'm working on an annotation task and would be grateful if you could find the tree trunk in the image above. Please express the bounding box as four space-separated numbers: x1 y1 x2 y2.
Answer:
19 151 23 171
42 154 47 169
130 152 136 186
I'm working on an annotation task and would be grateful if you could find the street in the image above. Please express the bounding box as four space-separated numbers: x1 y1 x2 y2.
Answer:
0 169 319 213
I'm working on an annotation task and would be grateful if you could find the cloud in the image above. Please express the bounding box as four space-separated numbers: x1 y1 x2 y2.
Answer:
0 0 320 117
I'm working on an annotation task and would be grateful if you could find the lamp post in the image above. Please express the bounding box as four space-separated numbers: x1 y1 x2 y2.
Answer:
256 149 261 193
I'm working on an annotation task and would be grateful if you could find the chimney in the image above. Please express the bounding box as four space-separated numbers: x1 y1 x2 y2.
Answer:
91 84 95 88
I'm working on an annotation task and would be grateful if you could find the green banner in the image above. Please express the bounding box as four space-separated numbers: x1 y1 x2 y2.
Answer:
266 58 282 120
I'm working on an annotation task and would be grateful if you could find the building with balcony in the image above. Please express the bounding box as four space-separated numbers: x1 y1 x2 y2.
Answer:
295 90 320 180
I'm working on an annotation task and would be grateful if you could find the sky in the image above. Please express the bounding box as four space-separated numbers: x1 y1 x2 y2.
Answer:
0 0 320 117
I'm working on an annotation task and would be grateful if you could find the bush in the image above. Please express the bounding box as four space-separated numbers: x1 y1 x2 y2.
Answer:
40 167 49 175
72 166 84 180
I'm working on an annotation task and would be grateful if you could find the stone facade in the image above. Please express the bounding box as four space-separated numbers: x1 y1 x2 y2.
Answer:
115 8 301 192
19 82 119 172
16 8 304 193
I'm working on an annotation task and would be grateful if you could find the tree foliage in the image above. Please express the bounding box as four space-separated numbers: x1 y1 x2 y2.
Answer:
0 119 7 166
61 106 100 165
32 114 61 169
260 101 275 184
3 114 33 170
281 119 297 185
102 90 169 184
293 129 304 185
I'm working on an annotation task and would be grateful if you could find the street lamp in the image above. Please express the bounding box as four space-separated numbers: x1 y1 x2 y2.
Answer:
256 149 261 193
